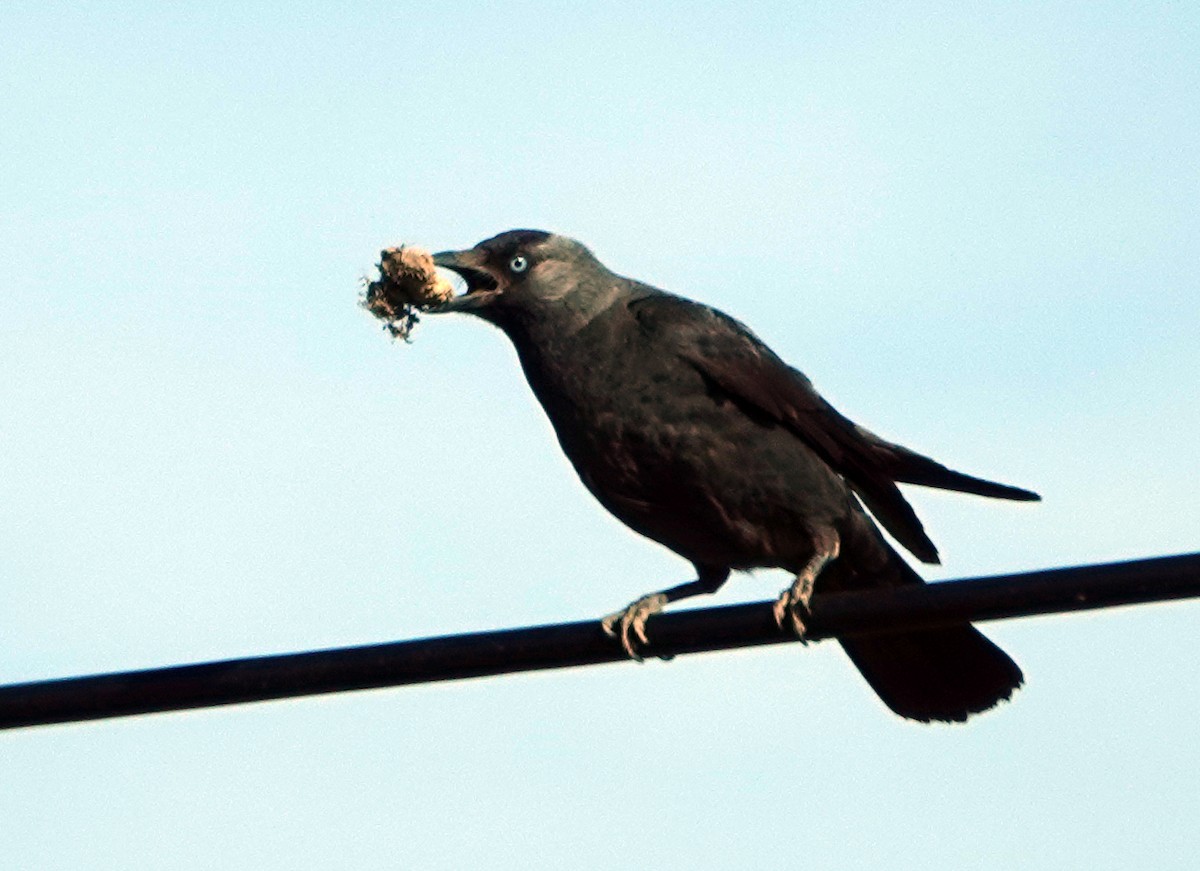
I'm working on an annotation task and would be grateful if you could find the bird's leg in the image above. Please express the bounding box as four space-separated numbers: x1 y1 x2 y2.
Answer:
602 565 730 661
774 531 841 642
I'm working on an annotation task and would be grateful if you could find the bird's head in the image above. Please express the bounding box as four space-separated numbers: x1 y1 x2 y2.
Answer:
431 230 618 327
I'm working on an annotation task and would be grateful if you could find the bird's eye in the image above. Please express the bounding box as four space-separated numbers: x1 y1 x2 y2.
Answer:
509 254 529 273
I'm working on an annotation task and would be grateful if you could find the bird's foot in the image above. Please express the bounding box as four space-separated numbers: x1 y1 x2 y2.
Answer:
601 593 669 661
773 573 816 643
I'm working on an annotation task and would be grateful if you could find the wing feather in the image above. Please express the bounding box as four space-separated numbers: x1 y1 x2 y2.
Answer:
629 292 1038 564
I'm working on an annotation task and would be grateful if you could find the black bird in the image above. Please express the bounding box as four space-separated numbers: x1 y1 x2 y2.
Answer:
431 230 1038 723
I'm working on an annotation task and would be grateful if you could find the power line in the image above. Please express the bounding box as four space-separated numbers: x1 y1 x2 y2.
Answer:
2 552 1198 731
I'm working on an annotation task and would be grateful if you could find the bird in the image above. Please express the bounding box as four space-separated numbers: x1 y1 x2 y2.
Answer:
430 229 1038 723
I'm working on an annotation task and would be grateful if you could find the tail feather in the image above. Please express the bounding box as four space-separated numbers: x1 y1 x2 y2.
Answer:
840 626 1024 723
833 547 1024 723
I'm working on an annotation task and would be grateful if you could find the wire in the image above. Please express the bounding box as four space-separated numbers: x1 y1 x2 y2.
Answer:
2 552 1198 730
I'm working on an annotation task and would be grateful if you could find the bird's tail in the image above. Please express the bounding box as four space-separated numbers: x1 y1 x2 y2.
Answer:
836 558 1023 723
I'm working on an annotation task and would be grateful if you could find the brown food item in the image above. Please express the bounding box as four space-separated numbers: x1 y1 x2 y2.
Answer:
361 245 456 340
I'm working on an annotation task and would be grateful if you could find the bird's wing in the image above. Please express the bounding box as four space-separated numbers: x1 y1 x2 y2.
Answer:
629 292 1038 565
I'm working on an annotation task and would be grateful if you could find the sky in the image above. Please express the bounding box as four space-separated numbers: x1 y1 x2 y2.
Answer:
2 2 1199 868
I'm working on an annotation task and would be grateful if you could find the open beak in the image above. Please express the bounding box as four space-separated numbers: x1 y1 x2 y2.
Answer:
431 249 501 312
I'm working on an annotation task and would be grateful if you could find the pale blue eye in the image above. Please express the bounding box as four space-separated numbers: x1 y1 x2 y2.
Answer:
509 255 529 273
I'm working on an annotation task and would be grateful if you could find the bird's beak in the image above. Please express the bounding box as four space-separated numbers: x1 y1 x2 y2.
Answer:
430 249 501 312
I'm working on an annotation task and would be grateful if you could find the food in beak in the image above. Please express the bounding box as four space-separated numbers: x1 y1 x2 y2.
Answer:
361 246 456 340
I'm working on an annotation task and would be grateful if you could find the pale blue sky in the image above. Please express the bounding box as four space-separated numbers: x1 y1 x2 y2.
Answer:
2 3 1199 869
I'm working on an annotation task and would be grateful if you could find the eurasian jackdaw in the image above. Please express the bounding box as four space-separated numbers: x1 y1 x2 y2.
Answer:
432 229 1037 722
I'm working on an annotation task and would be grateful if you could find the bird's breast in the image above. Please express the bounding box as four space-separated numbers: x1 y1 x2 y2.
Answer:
514 318 773 521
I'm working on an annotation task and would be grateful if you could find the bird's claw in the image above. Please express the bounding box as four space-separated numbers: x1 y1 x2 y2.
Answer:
601 593 669 661
773 576 815 644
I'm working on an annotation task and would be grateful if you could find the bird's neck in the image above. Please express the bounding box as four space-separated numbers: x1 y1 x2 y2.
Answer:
504 279 629 344
498 285 630 418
